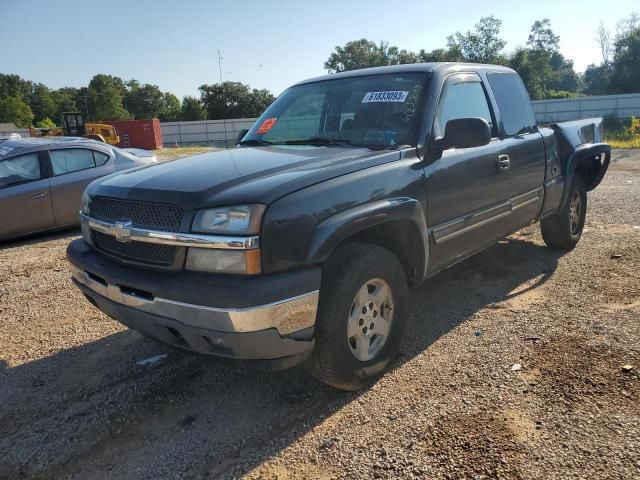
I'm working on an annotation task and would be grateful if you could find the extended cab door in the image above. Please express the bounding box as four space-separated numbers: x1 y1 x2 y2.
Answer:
486 72 546 230
0 152 55 239
424 73 512 272
47 148 115 226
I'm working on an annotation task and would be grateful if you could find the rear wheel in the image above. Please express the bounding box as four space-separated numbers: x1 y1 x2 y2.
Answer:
305 243 408 391
541 176 587 250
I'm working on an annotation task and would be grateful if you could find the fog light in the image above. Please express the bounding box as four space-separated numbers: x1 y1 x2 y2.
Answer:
185 248 261 274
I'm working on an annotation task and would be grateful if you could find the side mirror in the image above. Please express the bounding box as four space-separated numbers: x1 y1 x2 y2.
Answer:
235 128 249 145
437 117 492 150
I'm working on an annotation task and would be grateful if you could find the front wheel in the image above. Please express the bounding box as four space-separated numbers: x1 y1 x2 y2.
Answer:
305 243 409 391
541 176 587 250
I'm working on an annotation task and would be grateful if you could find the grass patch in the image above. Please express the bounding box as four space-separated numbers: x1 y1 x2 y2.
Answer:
606 136 640 149
154 146 219 162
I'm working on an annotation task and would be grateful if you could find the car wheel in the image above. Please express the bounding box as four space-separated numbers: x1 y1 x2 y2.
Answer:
305 242 408 391
541 176 587 250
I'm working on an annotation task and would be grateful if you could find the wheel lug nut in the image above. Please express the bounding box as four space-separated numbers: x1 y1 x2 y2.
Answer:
362 327 367 334
369 302 374 309
370 322 374 329
359 318 364 326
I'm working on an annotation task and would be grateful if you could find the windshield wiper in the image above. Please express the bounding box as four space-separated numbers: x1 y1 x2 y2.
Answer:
237 139 274 147
281 137 354 146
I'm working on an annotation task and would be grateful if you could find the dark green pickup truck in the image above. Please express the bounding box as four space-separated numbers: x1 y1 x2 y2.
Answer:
67 63 610 390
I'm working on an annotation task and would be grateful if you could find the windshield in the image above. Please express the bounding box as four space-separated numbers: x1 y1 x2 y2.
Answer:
242 73 428 149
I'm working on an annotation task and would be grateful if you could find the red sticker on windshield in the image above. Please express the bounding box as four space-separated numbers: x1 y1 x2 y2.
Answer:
256 117 278 134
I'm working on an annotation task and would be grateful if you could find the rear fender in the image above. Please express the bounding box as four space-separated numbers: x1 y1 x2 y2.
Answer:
561 143 610 209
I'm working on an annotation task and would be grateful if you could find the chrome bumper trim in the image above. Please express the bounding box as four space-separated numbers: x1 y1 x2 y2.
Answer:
71 264 318 335
79 212 260 250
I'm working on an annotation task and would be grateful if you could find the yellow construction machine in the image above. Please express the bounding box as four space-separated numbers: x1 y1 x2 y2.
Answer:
29 112 120 145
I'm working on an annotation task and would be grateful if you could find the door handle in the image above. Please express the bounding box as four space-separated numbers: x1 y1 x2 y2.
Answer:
497 154 510 171
31 192 48 199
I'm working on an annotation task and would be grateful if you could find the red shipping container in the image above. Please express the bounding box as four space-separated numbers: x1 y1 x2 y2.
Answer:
105 118 163 150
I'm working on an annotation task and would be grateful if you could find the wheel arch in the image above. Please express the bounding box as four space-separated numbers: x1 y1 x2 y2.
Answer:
307 198 429 287
561 142 610 209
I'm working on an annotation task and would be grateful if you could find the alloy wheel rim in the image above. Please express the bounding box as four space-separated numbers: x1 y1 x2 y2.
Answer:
569 191 582 235
347 278 394 362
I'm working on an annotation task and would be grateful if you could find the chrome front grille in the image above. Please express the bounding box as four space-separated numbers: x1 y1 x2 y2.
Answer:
90 197 184 266
93 231 177 266
91 196 184 232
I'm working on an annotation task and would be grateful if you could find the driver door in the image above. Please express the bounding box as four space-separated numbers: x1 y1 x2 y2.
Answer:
424 73 511 272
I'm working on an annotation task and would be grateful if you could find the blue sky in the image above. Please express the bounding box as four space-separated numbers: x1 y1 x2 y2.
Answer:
1 0 637 98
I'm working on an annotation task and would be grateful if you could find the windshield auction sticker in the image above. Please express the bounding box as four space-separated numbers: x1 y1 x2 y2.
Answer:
256 117 278 134
362 91 409 103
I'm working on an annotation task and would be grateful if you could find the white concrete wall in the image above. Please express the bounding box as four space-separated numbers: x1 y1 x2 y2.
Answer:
160 94 640 146
160 118 257 147
532 93 640 123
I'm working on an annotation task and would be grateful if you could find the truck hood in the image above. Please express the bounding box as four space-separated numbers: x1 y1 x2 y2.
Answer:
88 145 402 210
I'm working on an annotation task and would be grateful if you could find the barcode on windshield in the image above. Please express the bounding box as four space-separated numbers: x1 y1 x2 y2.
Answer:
362 91 409 103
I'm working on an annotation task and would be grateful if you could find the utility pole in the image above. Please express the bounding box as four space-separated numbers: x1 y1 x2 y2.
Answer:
83 94 90 120
218 50 224 84
218 50 229 147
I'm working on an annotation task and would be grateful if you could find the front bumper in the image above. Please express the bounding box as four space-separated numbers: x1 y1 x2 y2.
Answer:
67 239 320 361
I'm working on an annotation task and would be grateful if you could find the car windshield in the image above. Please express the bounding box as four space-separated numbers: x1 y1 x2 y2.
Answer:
241 73 428 149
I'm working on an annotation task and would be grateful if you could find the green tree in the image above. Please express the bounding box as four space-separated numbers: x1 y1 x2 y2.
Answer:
0 74 31 100
0 96 34 127
158 92 181 121
609 27 640 94
582 63 613 95
520 18 562 98
181 96 206 121
87 74 129 120
199 82 275 119
547 51 579 92
28 83 55 123
416 48 464 63
447 16 507 63
124 80 163 119
35 117 57 128
527 19 560 51
324 39 415 72
50 88 79 121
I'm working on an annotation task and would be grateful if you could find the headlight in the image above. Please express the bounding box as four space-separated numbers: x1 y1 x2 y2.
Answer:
189 204 265 274
185 248 261 274
192 205 265 234
80 190 91 214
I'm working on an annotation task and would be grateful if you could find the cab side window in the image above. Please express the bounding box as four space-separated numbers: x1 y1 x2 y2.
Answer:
50 149 108 175
0 153 42 188
487 72 536 136
434 75 495 138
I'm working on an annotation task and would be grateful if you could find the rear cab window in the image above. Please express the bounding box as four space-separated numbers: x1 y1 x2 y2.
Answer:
486 72 537 136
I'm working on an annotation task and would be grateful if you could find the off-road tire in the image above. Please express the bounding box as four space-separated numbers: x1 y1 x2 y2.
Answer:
541 176 587 250
305 243 409 391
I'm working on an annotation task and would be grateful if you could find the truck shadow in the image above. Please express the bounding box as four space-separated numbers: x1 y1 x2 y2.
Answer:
0 234 564 479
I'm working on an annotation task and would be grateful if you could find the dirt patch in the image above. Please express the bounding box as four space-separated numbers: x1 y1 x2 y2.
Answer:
1 149 639 479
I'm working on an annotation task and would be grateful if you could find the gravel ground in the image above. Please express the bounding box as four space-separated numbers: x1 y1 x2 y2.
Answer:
0 150 638 480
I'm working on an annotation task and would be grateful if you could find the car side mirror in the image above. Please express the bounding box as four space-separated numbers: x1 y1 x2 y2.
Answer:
437 117 492 150
235 128 249 145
